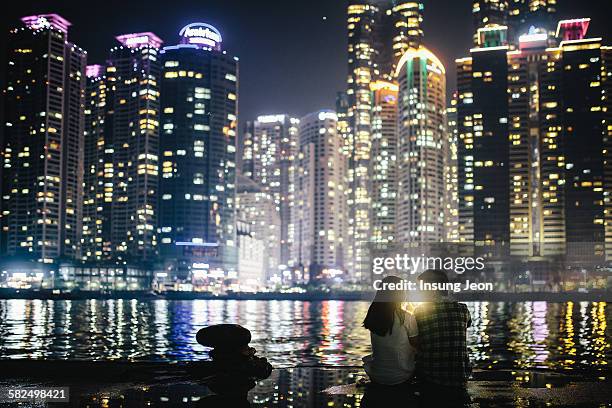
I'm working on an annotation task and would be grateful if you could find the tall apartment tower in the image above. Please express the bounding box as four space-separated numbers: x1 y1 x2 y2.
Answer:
82 65 110 261
445 95 460 242
457 19 611 260
240 114 299 271
83 32 162 263
158 23 238 281
508 0 558 42
472 0 508 45
293 111 347 282
1 14 86 264
472 0 557 47
369 81 398 245
456 26 510 255
345 0 424 281
396 48 447 244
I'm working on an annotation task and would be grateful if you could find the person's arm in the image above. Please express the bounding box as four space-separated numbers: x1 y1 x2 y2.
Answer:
405 313 419 349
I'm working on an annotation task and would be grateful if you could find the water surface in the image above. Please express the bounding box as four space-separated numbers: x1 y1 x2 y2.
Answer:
0 300 609 370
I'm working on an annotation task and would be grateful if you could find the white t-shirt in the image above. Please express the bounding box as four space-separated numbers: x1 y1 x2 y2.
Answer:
363 311 418 385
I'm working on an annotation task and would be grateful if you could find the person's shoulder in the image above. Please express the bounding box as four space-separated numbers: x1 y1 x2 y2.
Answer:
395 308 409 319
456 302 471 319
413 303 427 315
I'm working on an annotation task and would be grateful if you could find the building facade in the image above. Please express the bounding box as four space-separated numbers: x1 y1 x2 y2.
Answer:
445 94 460 242
456 28 511 255
293 111 347 282
396 47 447 244
240 114 299 272
1 14 86 265
472 0 558 46
81 32 163 264
457 19 611 261
235 220 266 291
369 81 398 245
82 65 109 261
158 23 238 282
236 175 281 283
344 0 424 281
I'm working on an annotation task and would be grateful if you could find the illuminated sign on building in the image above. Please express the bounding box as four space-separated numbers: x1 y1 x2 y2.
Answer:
86 64 103 78
115 32 163 49
21 14 71 34
556 18 590 42
318 111 338 121
179 23 223 50
257 114 286 124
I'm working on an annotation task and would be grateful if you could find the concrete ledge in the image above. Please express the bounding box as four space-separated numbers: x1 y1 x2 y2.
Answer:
0 361 610 407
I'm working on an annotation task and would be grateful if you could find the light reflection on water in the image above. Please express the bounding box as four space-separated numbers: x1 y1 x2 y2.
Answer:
0 300 609 369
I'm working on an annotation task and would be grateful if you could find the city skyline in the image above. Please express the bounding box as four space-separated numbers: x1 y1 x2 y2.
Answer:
1 1 611 127
0 1 610 292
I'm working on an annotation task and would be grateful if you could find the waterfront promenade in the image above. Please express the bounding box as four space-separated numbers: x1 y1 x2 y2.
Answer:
0 360 610 407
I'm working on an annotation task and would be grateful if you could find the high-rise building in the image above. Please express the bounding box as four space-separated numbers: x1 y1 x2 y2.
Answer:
240 114 299 271
472 0 508 45
445 94 460 242
82 32 162 264
508 0 557 42
236 175 281 283
158 23 238 282
456 27 510 255
369 80 398 244
396 47 447 244
345 0 424 281
457 18 611 260
82 65 110 261
293 111 347 281
604 44 612 261
472 0 557 47
1 14 86 264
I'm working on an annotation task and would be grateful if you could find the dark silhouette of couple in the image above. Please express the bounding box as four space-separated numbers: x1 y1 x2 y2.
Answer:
362 270 472 407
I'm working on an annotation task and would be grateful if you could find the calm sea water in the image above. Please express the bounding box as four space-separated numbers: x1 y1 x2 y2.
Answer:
0 299 609 370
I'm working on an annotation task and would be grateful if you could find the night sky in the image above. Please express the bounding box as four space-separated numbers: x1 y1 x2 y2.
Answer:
1 1 611 127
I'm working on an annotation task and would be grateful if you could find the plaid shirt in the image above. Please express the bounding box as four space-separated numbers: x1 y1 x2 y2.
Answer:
413 300 472 387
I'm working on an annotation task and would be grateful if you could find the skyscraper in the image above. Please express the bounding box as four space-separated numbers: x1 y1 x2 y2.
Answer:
158 23 238 282
457 18 611 260
445 94 460 242
240 114 299 272
509 0 557 42
456 26 510 254
82 64 110 261
345 0 424 281
396 47 447 244
369 80 398 245
82 32 162 264
472 0 508 45
293 111 347 281
1 14 86 264
472 0 558 47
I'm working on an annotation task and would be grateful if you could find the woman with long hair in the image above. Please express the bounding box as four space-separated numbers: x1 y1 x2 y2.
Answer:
362 275 419 385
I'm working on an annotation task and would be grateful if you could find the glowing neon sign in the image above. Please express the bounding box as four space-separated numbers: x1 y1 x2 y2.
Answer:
21 14 71 34
116 32 163 49
179 23 222 50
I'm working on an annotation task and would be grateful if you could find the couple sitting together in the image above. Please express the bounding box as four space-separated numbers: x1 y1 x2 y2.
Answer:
362 270 472 405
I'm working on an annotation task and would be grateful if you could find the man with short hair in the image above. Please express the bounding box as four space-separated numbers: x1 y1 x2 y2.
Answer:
413 269 472 405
